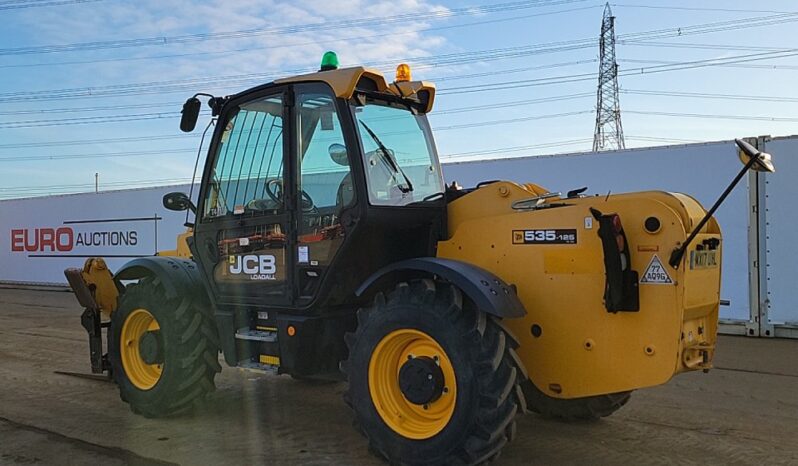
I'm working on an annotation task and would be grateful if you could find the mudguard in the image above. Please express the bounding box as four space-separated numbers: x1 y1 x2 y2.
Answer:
114 256 207 301
114 256 234 365
356 257 526 319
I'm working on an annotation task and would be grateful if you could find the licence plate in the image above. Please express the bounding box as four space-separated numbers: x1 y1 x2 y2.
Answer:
690 250 718 269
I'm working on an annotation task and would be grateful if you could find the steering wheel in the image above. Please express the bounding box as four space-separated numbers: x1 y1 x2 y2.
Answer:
264 179 316 213
264 179 284 204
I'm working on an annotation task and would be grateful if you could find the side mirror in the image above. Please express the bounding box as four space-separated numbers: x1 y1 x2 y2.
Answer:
180 97 201 133
328 143 349 166
163 192 196 213
735 138 775 173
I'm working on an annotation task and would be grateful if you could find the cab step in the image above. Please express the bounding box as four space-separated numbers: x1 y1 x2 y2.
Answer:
238 360 279 374
235 329 278 342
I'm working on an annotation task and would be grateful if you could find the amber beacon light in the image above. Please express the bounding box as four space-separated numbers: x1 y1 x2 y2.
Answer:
395 63 412 82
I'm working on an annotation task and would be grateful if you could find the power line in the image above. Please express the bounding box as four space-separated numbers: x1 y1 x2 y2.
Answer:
622 89 798 103
621 57 798 71
0 0 589 56
0 0 102 10
0 111 195 129
0 4 601 69
440 48 798 95
0 92 595 147
0 100 185 116
434 110 593 131
0 110 596 161
440 138 594 160
0 148 196 162
611 4 797 15
6 84 794 137
0 176 193 193
0 133 196 149
0 46 603 103
4 47 798 130
6 12 798 103
3 42 788 106
0 60 598 118
618 40 790 52
625 110 798 122
0 139 599 196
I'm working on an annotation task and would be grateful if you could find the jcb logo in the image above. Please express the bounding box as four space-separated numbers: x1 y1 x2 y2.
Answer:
229 254 277 280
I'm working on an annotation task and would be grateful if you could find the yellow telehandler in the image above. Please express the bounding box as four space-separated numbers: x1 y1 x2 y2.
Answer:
65 52 774 465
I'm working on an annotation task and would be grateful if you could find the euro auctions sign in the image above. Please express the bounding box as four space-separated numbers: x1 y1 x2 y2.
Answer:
0 185 192 285
10 227 139 253
10 223 143 255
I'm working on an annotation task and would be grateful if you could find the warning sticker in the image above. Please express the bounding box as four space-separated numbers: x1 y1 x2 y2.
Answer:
640 255 673 285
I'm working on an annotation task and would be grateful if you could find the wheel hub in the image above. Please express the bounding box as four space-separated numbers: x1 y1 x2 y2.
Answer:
398 356 445 405
368 328 457 439
138 330 163 365
120 308 163 390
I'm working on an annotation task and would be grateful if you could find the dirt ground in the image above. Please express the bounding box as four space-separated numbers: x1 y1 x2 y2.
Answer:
1 286 797 466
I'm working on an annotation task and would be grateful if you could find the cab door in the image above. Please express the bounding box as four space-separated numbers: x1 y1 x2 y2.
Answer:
292 85 356 303
194 89 294 307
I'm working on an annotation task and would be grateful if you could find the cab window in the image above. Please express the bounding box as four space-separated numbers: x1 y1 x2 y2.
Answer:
203 94 284 219
296 88 353 267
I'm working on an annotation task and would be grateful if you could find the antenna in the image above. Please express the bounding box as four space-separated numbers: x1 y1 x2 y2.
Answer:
592 2 625 152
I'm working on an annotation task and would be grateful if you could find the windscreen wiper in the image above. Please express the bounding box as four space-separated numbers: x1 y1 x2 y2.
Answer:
359 121 414 194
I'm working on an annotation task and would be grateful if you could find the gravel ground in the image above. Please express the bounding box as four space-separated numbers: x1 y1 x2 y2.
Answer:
1 287 797 465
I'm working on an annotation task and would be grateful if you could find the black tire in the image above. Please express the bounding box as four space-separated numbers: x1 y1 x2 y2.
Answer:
342 279 526 465
109 277 221 418
522 380 631 421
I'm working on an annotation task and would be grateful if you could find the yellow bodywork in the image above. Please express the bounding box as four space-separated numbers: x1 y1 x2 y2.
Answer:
80 257 119 317
437 181 720 399
156 229 193 258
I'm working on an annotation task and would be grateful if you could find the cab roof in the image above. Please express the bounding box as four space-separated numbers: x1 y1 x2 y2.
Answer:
274 66 436 113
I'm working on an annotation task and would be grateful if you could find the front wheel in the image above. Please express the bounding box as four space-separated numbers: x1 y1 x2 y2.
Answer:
109 277 221 417
343 280 526 465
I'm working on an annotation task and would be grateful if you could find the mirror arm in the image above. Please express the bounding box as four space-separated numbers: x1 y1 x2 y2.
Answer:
668 154 760 269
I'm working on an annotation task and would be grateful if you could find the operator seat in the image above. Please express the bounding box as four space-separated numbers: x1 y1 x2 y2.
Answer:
330 143 354 216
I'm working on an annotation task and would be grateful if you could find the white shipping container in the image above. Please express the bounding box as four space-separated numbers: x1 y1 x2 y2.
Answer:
759 136 798 337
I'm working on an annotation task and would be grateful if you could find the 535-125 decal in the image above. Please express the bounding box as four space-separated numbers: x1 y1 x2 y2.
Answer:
512 229 578 245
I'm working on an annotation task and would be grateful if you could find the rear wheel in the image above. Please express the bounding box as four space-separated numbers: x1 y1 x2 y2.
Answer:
343 280 526 465
522 381 631 421
109 277 221 417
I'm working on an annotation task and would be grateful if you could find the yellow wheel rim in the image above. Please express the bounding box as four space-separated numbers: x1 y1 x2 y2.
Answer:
120 308 163 390
368 329 457 440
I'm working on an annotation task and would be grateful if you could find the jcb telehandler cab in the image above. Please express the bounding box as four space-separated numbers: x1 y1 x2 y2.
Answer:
65 52 775 465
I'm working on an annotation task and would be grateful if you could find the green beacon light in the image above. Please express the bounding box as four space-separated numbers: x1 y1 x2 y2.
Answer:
320 51 339 71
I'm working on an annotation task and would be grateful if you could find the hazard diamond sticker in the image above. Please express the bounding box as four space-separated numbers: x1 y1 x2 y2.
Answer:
640 255 673 285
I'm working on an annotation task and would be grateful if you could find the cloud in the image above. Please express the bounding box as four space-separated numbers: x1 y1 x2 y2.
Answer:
12 0 452 90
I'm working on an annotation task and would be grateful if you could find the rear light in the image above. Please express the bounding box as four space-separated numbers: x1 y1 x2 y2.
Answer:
610 214 626 262
615 232 625 252
590 208 640 312
612 215 623 233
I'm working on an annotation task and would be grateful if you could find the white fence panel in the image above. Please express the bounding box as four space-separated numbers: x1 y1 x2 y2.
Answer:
442 141 752 322
0 185 192 285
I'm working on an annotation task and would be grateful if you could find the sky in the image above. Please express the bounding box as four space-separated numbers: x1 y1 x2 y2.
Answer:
1 0 797 199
